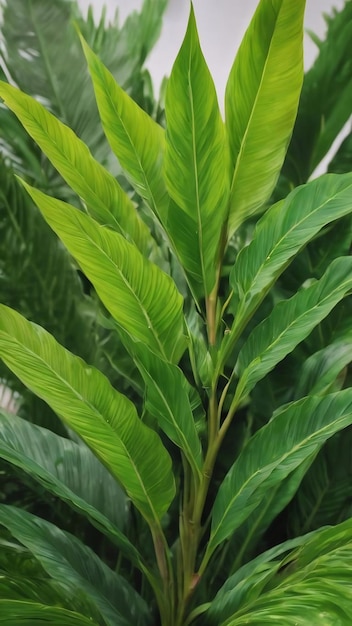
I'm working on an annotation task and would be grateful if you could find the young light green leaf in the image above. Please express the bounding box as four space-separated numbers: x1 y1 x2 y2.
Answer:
226 0 305 236
0 305 175 525
135 347 203 477
0 506 150 626
80 36 168 223
205 390 352 561
0 80 150 251
220 173 352 372
0 410 138 563
164 6 230 295
235 257 352 403
0 601 100 626
21 181 186 364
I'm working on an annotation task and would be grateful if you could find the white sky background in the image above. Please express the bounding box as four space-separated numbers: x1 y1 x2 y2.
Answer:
77 0 346 100
77 0 350 174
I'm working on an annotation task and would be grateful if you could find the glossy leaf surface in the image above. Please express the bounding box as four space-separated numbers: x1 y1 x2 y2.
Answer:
220 173 352 370
136 347 203 475
81 37 168 222
212 520 352 625
226 0 305 235
0 305 175 524
21 182 186 364
0 81 149 250
207 390 352 556
164 7 229 294
0 409 138 561
235 257 352 401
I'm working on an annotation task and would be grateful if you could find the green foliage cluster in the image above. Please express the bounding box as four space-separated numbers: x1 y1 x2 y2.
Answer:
0 0 352 624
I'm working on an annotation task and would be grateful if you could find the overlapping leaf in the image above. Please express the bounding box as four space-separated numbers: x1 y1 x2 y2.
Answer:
206 390 352 559
0 305 175 524
21 182 186 364
225 0 305 235
135 347 203 476
0 81 149 250
164 7 229 295
294 333 352 399
0 601 100 626
0 409 137 561
209 519 352 625
220 173 352 370
81 37 168 222
0 506 150 626
234 257 352 402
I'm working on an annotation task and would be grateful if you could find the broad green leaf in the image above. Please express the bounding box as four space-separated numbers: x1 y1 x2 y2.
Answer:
294 333 352 399
206 390 352 558
288 430 352 535
235 257 352 402
207 535 308 625
135 347 203 476
21 181 186 364
164 6 229 295
226 0 305 236
218 519 352 625
0 541 102 623
0 80 149 251
220 173 352 371
226 457 312 572
0 601 100 626
0 506 149 626
0 409 138 563
81 37 168 222
0 305 175 525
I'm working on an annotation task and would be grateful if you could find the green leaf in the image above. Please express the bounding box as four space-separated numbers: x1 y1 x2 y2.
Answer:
0 80 149 251
216 519 352 625
225 457 313 572
164 6 229 295
20 181 186 364
220 173 352 372
235 257 352 402
294 333 352 399
288 430 352 535
0 601 100 626
0 409 138 562
81 36 168 222
0 541 103 623
206 389 352 559
0 305 175 525
225 0 305 235
280 1 352 185
207 535 308 625
135 347 203 476
0 506 150 626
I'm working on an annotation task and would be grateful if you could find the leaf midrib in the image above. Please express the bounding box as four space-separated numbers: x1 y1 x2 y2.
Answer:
210 411 351 550
0 330 160 524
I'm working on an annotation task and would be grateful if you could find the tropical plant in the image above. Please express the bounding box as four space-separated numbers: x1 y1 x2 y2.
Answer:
0 0 168 420
0 0 352 625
